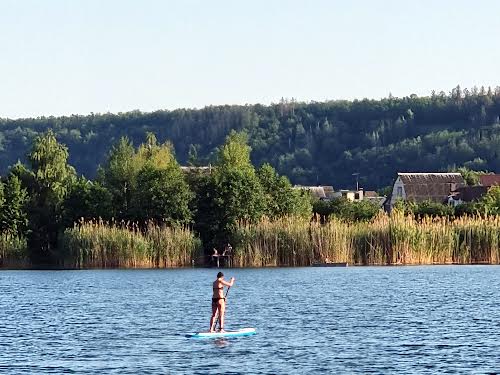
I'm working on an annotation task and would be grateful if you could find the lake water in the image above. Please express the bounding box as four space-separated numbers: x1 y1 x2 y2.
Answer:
0 266 499 374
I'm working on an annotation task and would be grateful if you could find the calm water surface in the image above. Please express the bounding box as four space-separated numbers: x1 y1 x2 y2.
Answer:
1 266 499 374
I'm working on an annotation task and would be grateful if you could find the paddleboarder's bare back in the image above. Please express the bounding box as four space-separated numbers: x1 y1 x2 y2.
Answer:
210 271 235 333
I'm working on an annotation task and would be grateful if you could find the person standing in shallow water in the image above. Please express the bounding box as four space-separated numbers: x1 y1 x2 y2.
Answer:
210 272 235 332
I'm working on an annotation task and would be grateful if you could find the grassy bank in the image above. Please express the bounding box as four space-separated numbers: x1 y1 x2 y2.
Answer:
0 234 29 268
61 220 202 268
232 213 500 267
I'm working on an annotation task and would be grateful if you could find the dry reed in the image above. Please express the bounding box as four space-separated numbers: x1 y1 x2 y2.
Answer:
232 213 500 267
61 219 202 268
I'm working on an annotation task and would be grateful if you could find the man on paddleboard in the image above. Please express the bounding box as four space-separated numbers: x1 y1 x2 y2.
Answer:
210 272 235 332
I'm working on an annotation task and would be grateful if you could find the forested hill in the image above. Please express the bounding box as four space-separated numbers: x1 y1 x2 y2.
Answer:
1 86 499 189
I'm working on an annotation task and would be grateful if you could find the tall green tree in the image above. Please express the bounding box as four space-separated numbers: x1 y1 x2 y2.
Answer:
132 134 193 224
195 132 265 248
0 176 28 237
98 136 139 219
25 130 76 262
100 133 193 224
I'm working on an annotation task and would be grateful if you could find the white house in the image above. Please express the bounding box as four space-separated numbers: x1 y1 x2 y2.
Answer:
389 173 466 210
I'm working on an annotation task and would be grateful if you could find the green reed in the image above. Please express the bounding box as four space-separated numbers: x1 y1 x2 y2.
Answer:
61 219 202 268
233 213 500 267
0 234 29 268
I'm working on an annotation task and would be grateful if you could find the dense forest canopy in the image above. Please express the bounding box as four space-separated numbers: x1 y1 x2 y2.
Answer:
1 85 499 189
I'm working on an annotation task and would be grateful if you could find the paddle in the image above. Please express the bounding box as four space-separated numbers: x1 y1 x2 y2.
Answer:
213 285 231 331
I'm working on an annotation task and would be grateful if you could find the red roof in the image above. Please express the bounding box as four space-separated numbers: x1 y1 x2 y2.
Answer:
479 174 500 187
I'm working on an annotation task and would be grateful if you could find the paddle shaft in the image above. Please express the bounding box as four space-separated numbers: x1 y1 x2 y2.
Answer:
213 285 231 330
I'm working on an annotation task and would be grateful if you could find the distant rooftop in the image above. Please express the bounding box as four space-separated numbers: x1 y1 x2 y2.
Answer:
479 174 500 187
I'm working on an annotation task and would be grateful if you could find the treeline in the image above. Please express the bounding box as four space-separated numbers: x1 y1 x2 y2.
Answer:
0 130 311 267
1 86 499 189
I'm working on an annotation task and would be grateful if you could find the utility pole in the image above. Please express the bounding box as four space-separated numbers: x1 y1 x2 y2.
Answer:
352 173 360 191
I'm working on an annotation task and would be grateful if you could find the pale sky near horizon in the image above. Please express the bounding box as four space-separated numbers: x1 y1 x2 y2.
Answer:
1 0 499 119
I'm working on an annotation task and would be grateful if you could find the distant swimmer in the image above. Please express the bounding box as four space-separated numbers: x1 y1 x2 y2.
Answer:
210 271 235 333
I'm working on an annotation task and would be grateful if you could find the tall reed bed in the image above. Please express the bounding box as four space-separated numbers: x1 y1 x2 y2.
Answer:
0 234 29 268
61 220 202 268
233 213 500 267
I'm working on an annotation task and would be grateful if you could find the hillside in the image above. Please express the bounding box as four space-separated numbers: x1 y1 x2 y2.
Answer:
1 86 499 189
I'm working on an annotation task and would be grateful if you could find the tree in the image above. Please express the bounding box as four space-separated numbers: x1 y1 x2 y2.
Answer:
133 164 193 225
195 132 265 248
98 137 139 219
0 181 4 230
0 175 28 237
100 133 194 224
479 186 500 215
62 177 114 226
25 130 76 262
257 163 311 219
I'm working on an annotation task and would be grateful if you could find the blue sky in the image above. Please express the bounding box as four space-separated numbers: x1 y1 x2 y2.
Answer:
1 0 499 119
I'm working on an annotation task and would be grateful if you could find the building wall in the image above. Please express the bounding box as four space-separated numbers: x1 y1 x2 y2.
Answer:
390 177 406 207
332 190 364 201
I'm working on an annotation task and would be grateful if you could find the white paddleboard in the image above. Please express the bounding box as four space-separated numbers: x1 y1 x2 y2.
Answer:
188 328 256 339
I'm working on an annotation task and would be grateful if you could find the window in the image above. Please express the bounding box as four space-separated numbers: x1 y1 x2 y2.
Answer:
397 187 403 197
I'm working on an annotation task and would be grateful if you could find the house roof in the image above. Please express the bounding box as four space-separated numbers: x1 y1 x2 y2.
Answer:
398 173 466 202
294 186 326 199
452 186 489 202
479 174 500 187
364 190 378 198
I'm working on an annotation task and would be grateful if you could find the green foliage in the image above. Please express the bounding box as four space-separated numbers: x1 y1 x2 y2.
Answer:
454 167 485 186
194 132 266 248
1 87 499 189
0 176 28 237
454 202 480 217
24 130 76 262
312 198 380 222
62 177 114 226
99 134 193 225
98 137 138 217
405 200 455 217
480 186 500 215
377 186 393 197
190 173 220 249
213 147 265 238
132 164 192 224
28 129 76 202
257 163 312 219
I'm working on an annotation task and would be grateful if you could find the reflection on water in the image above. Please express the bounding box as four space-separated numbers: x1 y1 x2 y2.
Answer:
213 338 229 348
0 266 499 374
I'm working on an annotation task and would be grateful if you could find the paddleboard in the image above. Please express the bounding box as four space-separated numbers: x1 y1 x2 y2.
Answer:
188 328 256 339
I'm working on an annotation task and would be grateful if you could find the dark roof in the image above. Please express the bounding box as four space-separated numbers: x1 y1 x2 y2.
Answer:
452 186 489 202
398 173 466 202
479 174 500 187
364 191 378 198
322 186 335 198
294 186 326 199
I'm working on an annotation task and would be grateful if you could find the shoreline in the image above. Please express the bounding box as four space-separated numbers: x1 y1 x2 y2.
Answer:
1 262 498 271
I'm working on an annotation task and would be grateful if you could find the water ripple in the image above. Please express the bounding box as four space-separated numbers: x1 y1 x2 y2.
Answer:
0 266 499 374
